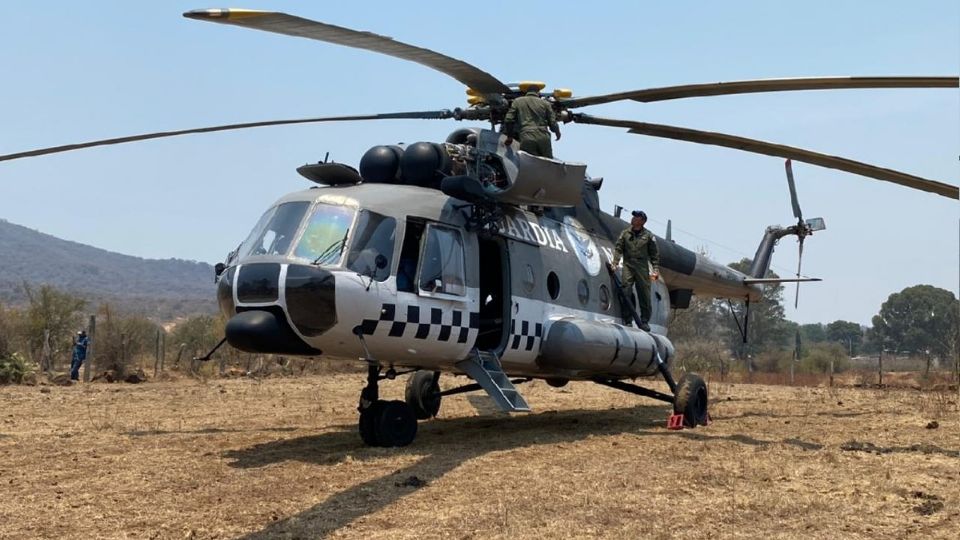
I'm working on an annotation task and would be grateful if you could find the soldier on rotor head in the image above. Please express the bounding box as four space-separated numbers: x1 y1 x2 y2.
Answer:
612 210 660 331
501 89 562 158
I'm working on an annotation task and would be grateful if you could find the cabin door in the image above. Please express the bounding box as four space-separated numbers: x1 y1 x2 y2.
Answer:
475 236 510 354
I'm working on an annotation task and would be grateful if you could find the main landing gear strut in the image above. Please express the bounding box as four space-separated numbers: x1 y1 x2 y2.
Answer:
357 364 419 447
598 262 711 428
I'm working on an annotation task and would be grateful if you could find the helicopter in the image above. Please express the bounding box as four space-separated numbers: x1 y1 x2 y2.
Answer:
2 8 957 448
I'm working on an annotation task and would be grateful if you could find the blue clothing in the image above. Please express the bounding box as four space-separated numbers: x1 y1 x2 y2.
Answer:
71 336 89 381
74 336 89 361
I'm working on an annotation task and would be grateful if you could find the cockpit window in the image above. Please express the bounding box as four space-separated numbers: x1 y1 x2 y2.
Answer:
241 201 310 258
292 203 355 264
346 211 396 281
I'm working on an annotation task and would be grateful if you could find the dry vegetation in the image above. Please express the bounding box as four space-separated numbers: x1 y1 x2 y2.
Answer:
1 372 957 539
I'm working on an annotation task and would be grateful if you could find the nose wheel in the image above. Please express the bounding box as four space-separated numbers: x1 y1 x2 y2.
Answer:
358 365 418 447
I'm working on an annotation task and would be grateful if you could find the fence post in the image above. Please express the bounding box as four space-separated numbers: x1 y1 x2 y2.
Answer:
154 328 161 377
829 356 834 387
121 333 127 371
878 350 883 387
41 329 51 373
160 331 165 372
175 343 186 368
83 315 95 382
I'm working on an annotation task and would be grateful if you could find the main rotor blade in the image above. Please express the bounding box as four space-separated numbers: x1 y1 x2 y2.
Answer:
184 9 511 98
785 159 803 221
0 111 455 162
572 114 959 200
561 76 959 108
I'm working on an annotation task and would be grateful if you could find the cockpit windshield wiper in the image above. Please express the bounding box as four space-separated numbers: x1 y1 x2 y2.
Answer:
312 229 350 266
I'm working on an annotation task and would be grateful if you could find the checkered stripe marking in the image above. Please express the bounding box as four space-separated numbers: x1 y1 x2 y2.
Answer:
360 304 479 343
509 319 543 351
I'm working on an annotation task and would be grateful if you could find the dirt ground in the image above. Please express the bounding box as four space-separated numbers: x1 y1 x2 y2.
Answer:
1 372 957 539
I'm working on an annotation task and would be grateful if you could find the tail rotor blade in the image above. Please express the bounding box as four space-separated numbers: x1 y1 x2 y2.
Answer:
785 159 803 221
794 237 805 308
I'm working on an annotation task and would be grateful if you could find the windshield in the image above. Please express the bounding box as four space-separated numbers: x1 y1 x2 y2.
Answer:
240 201 310 258
292 203 356 264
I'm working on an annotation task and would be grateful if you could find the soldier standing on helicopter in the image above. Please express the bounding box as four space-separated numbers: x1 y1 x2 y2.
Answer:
502 89 561 158
611 210 660 331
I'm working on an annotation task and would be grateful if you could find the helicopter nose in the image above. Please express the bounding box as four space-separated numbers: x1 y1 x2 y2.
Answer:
224 263 337 354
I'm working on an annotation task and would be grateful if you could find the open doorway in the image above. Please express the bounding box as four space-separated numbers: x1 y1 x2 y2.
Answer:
475 237 509 352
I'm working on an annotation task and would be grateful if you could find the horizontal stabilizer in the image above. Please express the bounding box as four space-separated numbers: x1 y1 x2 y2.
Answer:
743 277 822 284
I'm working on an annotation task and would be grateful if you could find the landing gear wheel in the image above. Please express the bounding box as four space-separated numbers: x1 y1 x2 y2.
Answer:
673 373 709 428
405 370 441 419
358 400 385 446
375 400 418 447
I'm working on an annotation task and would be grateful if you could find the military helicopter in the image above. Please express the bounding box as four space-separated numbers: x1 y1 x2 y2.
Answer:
3 9 957 448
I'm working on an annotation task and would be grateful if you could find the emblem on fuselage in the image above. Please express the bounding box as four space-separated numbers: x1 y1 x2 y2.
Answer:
562 216 601 276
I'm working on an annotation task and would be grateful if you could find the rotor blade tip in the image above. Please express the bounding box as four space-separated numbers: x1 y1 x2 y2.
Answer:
183 8 268 20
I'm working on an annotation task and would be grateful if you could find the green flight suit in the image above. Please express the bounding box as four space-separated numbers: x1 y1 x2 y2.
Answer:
503 91 559 158
612 227 660 324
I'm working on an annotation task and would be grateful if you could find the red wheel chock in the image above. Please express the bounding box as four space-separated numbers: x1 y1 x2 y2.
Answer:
667 413 685 430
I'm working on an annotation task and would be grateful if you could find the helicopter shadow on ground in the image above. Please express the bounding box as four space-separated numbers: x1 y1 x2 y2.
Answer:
720 410 874 421
632 429 826 451
228 403 834 538
229 404 667 539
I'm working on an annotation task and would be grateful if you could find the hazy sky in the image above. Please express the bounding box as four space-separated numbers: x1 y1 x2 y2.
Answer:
1 1 957 326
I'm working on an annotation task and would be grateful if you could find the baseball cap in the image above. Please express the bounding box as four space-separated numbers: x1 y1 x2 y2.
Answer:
631 210 647 219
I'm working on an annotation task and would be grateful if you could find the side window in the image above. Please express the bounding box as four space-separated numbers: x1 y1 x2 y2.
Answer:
346 211 396 281
418 225 466 296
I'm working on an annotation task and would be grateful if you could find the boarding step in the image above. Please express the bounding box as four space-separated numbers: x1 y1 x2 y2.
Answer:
455 349 530 413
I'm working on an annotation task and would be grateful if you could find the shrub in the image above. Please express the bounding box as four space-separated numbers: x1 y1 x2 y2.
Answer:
0 352 34 384
799 342 849 374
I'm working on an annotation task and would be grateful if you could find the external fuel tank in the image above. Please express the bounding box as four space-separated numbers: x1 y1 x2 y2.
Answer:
539 318 674 377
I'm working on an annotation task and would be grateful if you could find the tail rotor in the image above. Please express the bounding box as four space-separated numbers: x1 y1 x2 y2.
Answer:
784 160 824 307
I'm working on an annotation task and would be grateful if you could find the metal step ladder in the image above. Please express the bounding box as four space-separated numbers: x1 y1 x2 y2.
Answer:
456 349 531 412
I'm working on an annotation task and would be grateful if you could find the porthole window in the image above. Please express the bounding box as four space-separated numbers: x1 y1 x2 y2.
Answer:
547 271 560 300
599 284 611 311
523 264 536 293
577 279 589 305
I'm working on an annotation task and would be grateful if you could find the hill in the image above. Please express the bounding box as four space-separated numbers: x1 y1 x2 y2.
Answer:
0 219 217 319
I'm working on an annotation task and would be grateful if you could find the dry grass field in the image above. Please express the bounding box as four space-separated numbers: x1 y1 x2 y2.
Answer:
1 372 957 539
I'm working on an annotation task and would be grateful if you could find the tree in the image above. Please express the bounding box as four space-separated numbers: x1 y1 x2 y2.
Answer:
800 323 827 344
171 315 221 359
871 285 959 365
0 303 11 360
669 247 726 345
94 304 162 376
825 320 864 356
669 296 724 344
718 259 791 368
19 283 86 365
